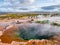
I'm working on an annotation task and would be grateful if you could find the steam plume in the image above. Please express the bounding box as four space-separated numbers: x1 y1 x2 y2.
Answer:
17 23 60 40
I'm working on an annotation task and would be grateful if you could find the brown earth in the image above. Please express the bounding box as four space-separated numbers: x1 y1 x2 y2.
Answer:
0 39 59 45
0 25 27 43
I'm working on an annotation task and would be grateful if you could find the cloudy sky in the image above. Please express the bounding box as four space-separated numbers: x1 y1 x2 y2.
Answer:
0 0 60 12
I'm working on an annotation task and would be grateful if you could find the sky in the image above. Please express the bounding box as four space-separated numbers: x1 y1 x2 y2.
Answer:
0 0 60 12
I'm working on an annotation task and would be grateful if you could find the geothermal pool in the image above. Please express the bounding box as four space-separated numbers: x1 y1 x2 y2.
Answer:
16 23 60 40
0 23 60 43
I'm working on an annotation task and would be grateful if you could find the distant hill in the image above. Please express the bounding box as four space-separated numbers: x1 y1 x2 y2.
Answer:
0 11 60 15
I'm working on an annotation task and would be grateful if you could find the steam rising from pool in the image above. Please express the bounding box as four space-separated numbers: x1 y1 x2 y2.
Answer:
17 23 60 40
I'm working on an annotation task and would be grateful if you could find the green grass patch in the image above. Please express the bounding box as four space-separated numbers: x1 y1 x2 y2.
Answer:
35 20 49 24
51 22 60 26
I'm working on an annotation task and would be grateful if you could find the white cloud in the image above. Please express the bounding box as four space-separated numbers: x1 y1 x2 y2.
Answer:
23 0 35 5
0 0 60 12
4 0 35 6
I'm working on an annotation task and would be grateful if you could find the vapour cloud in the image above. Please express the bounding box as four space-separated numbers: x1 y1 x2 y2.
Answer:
17 23 60 40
